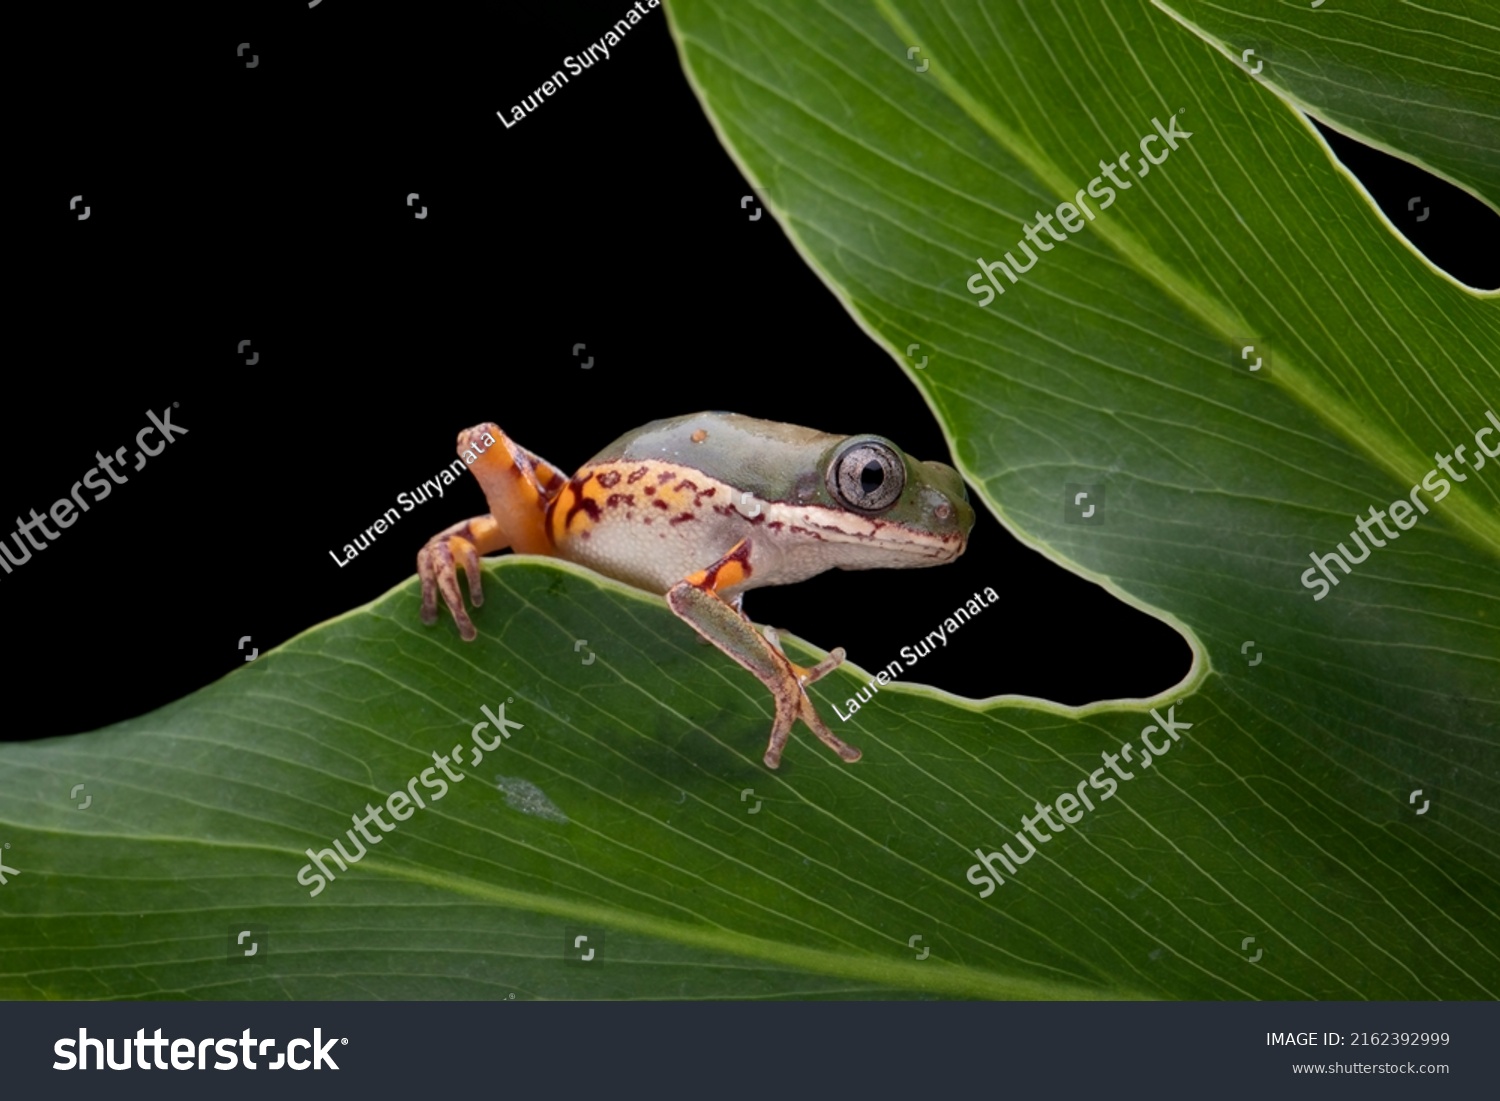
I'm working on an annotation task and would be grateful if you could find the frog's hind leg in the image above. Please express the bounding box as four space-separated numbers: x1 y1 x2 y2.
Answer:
456 423 567 554
418 424 567 640
666 538 860 769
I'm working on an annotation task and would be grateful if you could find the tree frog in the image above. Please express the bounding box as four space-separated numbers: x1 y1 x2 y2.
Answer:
417 412 974 769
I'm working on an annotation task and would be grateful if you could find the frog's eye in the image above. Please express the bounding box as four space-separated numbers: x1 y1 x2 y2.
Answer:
828 440 906 513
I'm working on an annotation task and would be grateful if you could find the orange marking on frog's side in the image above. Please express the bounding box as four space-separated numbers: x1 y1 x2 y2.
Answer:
549 472 604 539
547 485 574 544
688 539 754 592
712 555 750 590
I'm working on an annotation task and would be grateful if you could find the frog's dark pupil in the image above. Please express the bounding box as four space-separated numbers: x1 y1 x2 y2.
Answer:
860 461 884 494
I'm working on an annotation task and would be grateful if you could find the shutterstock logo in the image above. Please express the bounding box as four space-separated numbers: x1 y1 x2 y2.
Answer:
964 705 1195 897
1300 410 1497 600
53 1028 343 1071
0 405 189 580
967 114 1194 306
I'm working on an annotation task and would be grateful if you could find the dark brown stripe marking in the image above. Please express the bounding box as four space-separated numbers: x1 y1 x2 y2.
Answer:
563 473 601 529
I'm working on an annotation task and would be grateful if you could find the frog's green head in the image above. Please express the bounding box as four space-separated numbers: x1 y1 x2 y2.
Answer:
598 412 975 571
804 432 975 567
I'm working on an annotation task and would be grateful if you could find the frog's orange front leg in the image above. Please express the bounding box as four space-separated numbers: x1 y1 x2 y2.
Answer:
666 538 860 769
418 424 567 640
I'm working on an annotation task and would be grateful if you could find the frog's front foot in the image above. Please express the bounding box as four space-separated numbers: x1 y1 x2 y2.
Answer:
417 518 490 641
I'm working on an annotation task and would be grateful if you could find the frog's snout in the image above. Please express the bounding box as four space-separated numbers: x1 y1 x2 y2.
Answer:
921 460 976 539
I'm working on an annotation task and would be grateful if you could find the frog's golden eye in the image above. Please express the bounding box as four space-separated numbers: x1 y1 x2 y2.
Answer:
828 440 905 513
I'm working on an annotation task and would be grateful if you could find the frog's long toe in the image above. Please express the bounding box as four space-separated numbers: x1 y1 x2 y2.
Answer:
796 646 845 686
797 694 863 765
417 522 486 641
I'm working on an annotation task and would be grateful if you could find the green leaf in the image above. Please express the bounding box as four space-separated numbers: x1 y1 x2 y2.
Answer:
0 562 1131 1000
3 0 1497 1000
1154 0 1500 209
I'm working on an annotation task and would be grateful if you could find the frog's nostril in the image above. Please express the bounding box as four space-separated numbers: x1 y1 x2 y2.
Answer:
934 502 952 521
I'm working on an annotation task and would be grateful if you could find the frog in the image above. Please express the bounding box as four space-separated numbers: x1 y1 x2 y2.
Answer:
417 412 974 769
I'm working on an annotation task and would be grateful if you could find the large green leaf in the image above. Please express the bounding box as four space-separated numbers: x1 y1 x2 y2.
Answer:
0 562 1130 1000
3 0 1497 999
656 0 1500 996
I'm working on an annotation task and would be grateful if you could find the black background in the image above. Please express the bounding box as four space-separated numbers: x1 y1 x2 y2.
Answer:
15 1 1495 743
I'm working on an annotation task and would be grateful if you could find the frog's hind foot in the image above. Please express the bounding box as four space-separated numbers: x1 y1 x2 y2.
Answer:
762 671 862 770
758 629 859 768
667 537 862 769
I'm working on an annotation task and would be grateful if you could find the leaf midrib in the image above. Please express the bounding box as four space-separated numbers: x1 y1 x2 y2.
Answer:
356 854 1154 1001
